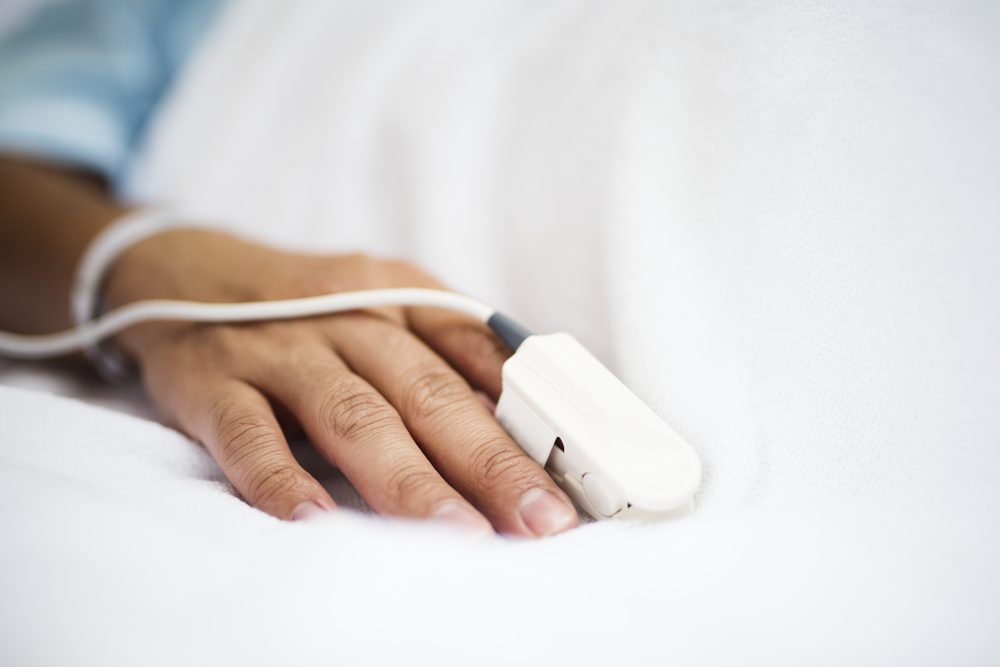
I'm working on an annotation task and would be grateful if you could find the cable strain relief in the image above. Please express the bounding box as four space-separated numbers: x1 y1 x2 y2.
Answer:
487 312 533 351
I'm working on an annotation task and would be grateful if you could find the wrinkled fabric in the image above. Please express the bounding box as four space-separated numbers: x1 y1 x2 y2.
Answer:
2 1 999 664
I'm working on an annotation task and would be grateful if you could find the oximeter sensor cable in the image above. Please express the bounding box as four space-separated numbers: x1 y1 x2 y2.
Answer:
0 288 532 359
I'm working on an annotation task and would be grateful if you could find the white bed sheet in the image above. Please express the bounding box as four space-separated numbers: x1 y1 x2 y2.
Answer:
3 1 1000 664
2 380 997 666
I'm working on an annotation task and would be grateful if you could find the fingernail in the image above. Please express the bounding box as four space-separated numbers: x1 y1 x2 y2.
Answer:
291 501 330 522
432 501 493 534
518 489 577 537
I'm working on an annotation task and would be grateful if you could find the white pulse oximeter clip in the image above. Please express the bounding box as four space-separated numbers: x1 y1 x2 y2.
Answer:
488 315 702 522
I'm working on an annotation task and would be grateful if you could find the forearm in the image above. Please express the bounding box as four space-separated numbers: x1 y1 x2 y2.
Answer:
0 155 125 334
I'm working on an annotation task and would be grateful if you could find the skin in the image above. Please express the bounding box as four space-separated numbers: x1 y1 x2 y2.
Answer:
0 154 579 537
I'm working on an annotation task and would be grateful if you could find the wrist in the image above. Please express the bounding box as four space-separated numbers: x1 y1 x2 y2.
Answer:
101 226 293 359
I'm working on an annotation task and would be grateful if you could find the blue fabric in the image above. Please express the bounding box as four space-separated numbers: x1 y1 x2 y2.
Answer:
0 0 221 184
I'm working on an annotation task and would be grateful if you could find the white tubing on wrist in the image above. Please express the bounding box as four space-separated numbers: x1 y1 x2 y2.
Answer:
0 288 495 360
4 206 496 377
70 207 183 380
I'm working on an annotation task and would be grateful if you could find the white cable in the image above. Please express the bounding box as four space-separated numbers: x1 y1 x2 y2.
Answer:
0 288 495 360
70 207 183 379
71 208 178 331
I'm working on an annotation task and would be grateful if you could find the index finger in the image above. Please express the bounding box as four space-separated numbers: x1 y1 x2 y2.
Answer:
407 306 510 401
381 261 511 399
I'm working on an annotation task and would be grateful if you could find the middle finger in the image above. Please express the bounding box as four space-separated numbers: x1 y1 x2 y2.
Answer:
246 341 492 532
327 314 578 537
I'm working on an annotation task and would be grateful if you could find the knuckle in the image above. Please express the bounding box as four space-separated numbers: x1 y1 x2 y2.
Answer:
383 257 438 286
385 463 444 505
342 251 374 266
383 257 417 276
338 252 380 283
218 417 276 466
400 364 468 423
321 380 398 442
193 325 243 366
381 256 411 270
246 460 303 507
467 434 536 490
297 253 377 296
210 406 276 466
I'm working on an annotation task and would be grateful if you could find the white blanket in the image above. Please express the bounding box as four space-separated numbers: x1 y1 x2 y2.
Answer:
3 1 999 664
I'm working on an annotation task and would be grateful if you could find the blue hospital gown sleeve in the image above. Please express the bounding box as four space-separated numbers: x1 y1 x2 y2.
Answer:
0 0 221 184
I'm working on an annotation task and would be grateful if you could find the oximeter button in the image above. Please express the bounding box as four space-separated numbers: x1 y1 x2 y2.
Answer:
582 473 623 517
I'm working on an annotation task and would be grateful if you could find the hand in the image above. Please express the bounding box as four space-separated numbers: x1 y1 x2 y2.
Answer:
104 228 578 537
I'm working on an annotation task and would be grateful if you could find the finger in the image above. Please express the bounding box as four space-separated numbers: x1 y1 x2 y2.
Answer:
188 378 336 521
328 316 577 538
406 306 510 401
380 259 509 400
249 343 492 532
